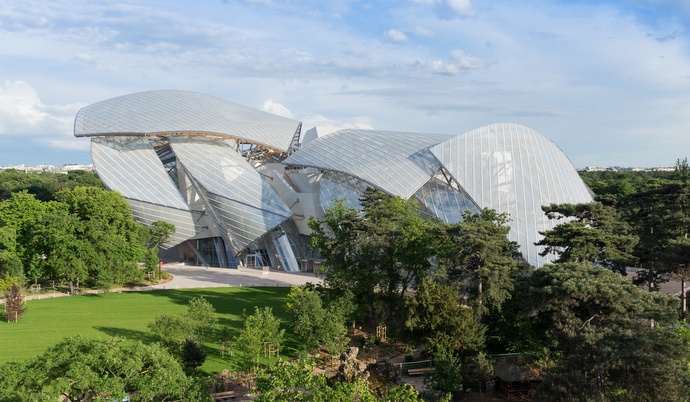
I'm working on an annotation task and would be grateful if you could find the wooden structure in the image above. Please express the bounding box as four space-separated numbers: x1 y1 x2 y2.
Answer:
210 390 236 401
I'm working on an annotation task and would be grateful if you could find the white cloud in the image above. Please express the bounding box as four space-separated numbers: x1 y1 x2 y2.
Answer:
425 50 484 75
262 99 293 118
385 29 408 42
0 80 85 152
299 112 374 134
0 80 47 132
429 60 461 75
412 0 474 18
446 0 473 16
451 50 484 69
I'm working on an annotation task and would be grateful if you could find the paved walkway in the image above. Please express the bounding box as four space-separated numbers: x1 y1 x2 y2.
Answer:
148 263 322 290
8 264 322 303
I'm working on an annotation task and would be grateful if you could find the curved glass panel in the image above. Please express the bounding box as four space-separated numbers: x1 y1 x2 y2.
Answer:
286 129 449 199
432 123 593 268
169 136 292 254
75 90 300 152
319 171 370 213
90 136 197 248
414 175 480 224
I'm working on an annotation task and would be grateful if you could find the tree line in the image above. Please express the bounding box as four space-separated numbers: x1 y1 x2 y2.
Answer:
307 171 690 400
0 170 173 297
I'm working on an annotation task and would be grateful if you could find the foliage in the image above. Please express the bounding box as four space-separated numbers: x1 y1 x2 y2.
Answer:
0 169 104 203
405 277 485 353
0 187 147 292
439 209 520 315
149 296 218 352
286 285 326 351
234 306 285 371
3 281 27 322
459 352 493 392
0 335 208 402
522 262 689 401
424 346 463 394
310 188 442 328
181 338 207 371
142 220 176 250
254 358 424 402
536 202 638 273
286 285 353 355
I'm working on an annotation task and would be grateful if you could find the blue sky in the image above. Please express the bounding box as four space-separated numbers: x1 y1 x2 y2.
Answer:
1 0 690 168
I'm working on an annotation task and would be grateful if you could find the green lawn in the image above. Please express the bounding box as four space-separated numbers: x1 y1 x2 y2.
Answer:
0 287 296 374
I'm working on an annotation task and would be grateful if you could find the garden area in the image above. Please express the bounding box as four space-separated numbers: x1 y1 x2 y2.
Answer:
0 286 295 374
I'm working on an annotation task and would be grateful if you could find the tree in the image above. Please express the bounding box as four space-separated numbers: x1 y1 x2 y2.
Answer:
181 338 207 372
310 188 442 328
286 285 353 355
143 220 176 250
0 336 208 402
234 306 285 371
521 262 689 401
286 285 326 351
424 346 463 396
3 280 27 322
440 209 520 315
405 277 485 353
57 186 145 289
536 202 638 273
149 296 218 352
254 358 426 402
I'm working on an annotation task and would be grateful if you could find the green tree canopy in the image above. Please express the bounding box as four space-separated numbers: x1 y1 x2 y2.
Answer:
309 188 443 327
536 202 638 273
520 262 688 401
439 209 521 315
0 336 205 402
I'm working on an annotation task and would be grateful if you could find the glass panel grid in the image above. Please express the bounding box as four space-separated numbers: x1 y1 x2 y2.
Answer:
75 90 300 152
431 123 593 268
286 129 450 199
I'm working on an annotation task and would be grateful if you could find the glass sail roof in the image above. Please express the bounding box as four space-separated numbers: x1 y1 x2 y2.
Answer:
169 136 293 254
284 129 450 199
91 136 197 247
74 90 300 152
431 123 594 268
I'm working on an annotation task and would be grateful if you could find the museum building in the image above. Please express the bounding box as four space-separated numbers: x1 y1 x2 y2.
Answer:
74 90 593 270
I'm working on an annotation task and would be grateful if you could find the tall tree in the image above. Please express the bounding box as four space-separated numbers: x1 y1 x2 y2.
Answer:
405 277 485 353
521 262 688 401
440 209 520 315
234 306 285 371
310 188 442 327
57 186 145 289
536 202 638 273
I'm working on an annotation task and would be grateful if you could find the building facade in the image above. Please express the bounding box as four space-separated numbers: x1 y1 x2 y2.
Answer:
74 90 593 270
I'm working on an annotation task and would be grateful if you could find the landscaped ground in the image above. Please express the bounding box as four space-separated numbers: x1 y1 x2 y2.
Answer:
0 287 297 374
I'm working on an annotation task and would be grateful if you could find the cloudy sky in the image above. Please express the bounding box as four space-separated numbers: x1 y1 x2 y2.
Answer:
1 0 689 168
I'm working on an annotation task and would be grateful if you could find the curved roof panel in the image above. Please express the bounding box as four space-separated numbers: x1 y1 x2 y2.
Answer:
74 90 300 152
285 129 450 199
90 136 197 248
169 136 292 253
431 123 593 268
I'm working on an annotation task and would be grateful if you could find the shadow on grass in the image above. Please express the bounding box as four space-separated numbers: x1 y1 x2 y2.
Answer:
94 326 158 344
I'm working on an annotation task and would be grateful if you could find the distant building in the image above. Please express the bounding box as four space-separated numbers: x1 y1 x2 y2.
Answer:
73 90 593 270
0 164 93 173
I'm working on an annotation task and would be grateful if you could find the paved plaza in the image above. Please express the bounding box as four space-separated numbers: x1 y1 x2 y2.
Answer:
147 263 322 290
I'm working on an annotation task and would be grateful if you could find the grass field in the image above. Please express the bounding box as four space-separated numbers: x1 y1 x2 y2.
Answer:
0 287 297 375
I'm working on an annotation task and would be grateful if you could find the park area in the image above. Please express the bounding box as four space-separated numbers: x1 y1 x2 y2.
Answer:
0 287 296 374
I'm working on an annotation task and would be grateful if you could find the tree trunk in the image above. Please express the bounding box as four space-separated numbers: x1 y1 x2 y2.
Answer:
682 277 687 321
